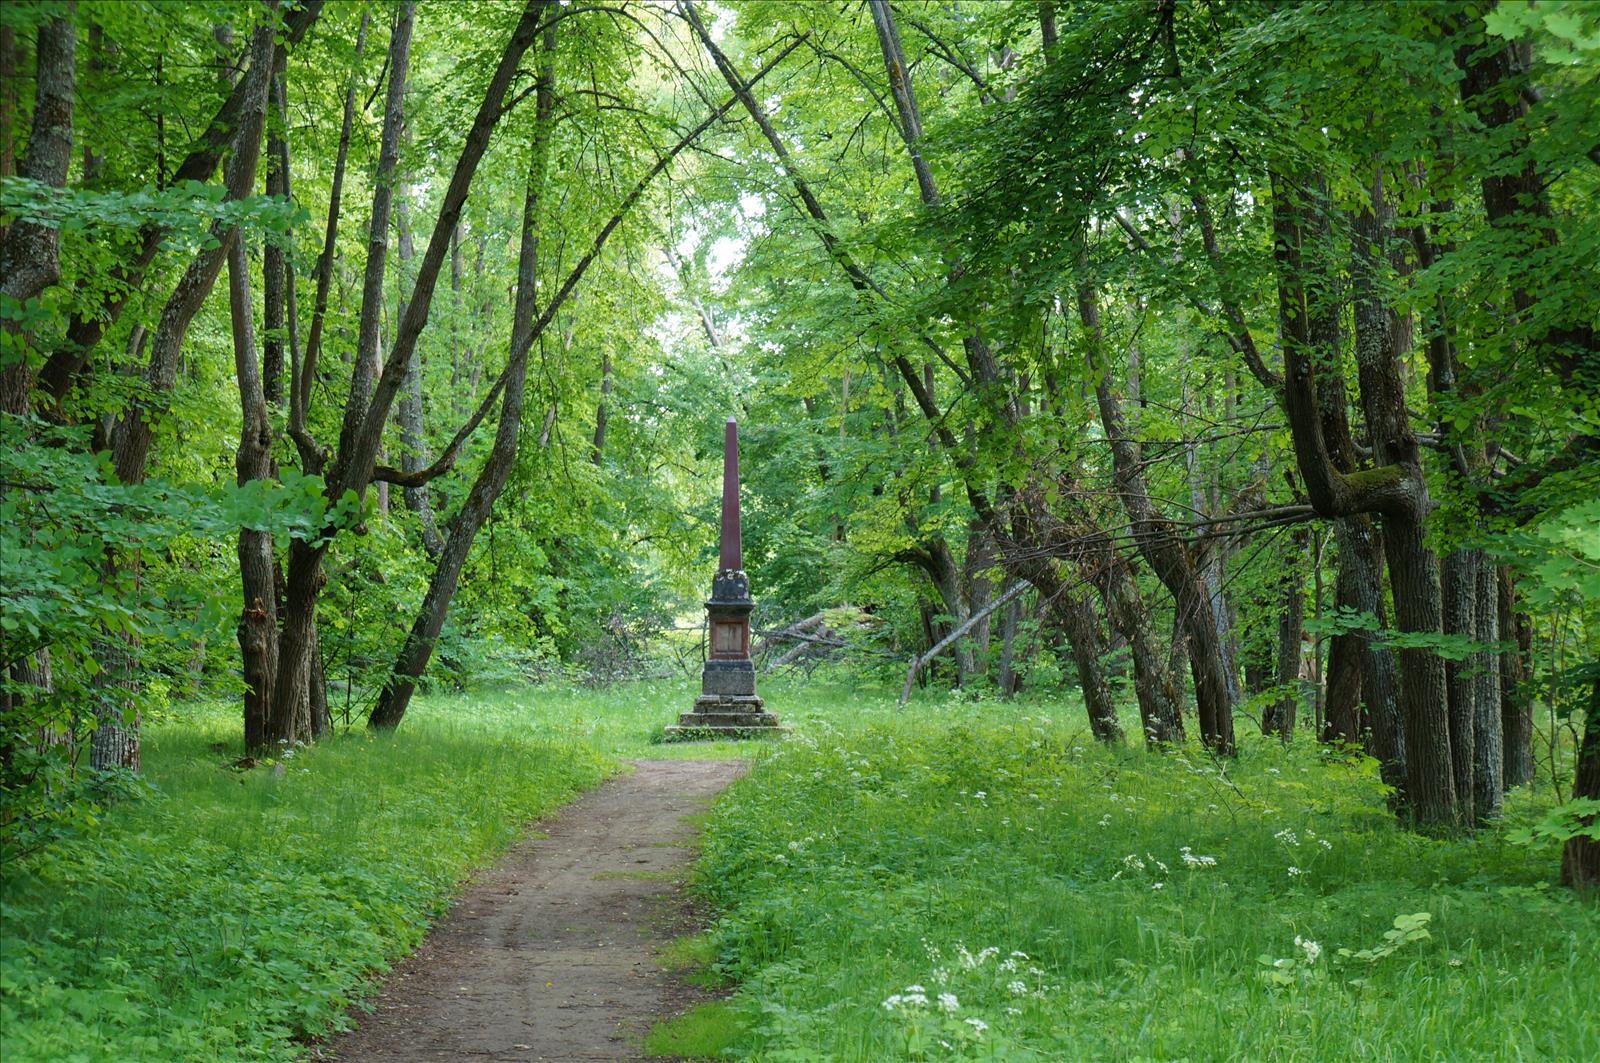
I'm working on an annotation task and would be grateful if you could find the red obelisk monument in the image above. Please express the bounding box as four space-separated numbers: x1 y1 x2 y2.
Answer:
667 418 782 737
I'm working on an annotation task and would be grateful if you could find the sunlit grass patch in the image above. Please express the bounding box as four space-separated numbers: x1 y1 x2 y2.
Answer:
642 1000 747 1059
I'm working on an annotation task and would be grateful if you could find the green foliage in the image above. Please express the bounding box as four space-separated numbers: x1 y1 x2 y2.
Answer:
0 694 612 1062
694 691 1598 1061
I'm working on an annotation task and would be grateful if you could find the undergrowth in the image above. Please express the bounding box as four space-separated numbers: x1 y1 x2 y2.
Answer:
697 700 1598 1061
0 697 614 1062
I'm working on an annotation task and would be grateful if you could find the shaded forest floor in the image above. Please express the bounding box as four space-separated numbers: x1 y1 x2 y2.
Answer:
1 676 1593 1062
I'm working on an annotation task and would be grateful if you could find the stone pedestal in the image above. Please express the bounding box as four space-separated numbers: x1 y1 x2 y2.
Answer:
666 569 785 738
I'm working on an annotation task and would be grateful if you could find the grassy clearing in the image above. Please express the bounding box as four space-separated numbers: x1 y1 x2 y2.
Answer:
695 692 1598 1061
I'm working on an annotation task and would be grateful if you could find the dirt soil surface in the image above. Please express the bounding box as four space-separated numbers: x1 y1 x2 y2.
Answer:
323 758 747 1062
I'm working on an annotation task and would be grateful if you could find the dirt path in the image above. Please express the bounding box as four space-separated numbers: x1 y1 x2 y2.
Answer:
323 759 746 1062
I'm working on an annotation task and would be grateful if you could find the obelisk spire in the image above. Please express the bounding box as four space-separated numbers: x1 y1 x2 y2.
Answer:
719 417 742 571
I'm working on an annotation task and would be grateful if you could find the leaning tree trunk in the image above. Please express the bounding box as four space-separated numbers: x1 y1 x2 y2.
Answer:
1054 592 1125 744
266 1 548 746
1100 547 1182 745
1078 279 1236 752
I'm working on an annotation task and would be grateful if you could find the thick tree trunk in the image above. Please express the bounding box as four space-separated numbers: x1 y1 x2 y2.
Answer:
1471 557 1503 819
1272 169 1458 828
1055 592 1124 744
1101 549 1182 745
1331 516 1407 793
231 230 279 752
0 10 75 415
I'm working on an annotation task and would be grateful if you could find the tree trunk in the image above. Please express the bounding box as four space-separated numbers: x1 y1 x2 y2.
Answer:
1472 556 1502 820
1271 168 1458 828
369 20 556 729
0 9 75 415
1498 567 1534 788
591 352 610 463
393 178 444 554
1054 592 1124 744
1078 280 1235 752
996 593 1023 697
230 230 279 752
1560 676 1600 890
1267 532 1305 740
34 5 322 408
1102 549 1182 745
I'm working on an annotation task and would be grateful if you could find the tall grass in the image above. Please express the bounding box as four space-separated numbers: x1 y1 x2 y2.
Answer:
697 689 1598 1061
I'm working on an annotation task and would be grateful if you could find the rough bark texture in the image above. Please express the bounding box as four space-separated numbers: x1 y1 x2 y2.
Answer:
1272 170 1459 827
1101 549 1182 745
0 9 75 415
1471 555 1502 819
1056 592 1125 744
1266 534 1305 740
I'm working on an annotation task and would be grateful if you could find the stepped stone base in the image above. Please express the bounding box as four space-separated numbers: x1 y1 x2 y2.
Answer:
663 695 787 740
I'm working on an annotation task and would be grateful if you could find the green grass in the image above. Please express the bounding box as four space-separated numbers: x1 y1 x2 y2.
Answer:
643 1001 749 1059
5 675 1592 1062
693 691 1599 1061
0 692 623 1062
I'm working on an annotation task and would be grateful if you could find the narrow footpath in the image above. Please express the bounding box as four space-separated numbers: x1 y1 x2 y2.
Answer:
323 759 746 1062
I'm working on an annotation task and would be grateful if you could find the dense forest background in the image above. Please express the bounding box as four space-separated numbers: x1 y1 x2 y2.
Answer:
2 0 1597 883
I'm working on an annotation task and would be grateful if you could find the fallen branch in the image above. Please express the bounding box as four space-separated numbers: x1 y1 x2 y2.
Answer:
899 581 1029 708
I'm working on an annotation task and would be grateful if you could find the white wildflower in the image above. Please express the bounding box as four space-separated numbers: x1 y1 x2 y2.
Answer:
1274 828 1300 847
1008 980 1028 995
1152 881 1164 890
965 1018 988 1035
1005 1007 1022 1016
1294 935 1321 964
937 992 959 1013
974 791 987 800
904 984 926 993
882 993 929 1010
1287 865 1305 877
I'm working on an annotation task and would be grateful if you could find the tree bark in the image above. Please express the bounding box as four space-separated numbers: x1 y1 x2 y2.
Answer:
1269 167 1459 826
1560 675 1600 890
1497 568 1534 788
1101 549 1183 745
1077 279 1236 752
0 8 75 415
